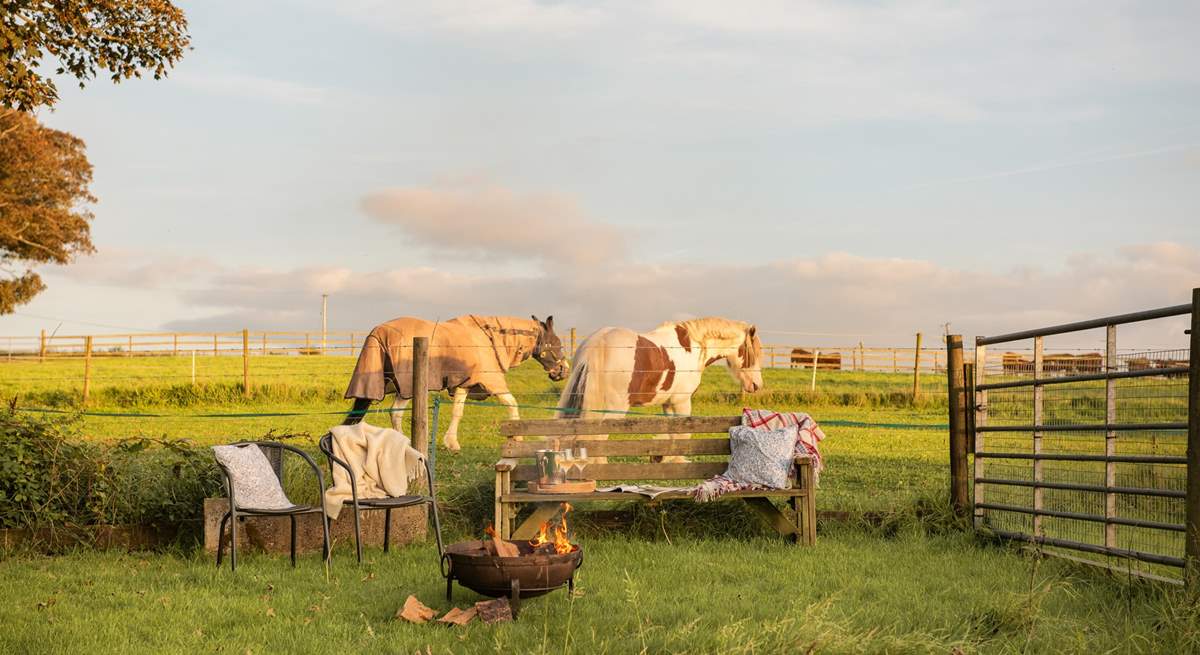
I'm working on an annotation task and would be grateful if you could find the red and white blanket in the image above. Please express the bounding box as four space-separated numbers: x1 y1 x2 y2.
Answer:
693 408 826 503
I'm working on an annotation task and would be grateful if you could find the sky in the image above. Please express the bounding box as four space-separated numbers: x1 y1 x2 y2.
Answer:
5 0 1200 349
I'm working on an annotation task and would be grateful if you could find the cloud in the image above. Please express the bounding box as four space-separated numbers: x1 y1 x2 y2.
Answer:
361 182 626 266
173 71 329 105
118 241 1199 350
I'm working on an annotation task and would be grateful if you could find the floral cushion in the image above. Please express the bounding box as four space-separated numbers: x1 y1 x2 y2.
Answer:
212 445 293 510
723 425 798 489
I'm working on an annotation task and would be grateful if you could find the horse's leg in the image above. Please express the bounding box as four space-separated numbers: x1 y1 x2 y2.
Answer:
442 388 469 452
656 396 692 464
389 396 410 433
343 397 372 425
495 392 522 440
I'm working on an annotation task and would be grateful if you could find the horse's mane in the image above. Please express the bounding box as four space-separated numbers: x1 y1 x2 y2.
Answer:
660 317 749 342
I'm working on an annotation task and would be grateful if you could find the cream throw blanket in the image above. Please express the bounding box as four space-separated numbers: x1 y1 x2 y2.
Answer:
323 422 425 519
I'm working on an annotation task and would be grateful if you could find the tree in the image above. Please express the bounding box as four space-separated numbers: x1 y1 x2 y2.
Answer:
1 0 190 111
0 109 95 314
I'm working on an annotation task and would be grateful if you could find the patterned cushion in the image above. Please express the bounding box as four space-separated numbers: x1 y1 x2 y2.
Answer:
723 425 798 489
212 445 293 510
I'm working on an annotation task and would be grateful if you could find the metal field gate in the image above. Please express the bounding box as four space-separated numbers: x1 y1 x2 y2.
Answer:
969 294 1199 583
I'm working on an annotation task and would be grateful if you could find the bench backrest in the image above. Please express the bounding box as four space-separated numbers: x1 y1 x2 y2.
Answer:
499 416 742 483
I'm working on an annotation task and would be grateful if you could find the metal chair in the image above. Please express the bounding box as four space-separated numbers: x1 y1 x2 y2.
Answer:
318 432 444 563
213 441 331 572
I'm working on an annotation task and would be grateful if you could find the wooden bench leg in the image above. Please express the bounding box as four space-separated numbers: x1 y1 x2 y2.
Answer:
744 497 799 539
788 496 802 544
512 503 560 540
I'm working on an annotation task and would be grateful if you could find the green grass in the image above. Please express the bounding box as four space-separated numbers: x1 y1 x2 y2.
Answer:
1 355 1195 653
3 529 1199 654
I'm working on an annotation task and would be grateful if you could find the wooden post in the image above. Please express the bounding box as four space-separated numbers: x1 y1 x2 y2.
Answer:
1184 287 1199 590
212 334 218 357
350 332 356 357
262 332 267 356
411 336 430 458
39 329 46 363
1104 324 1118 549
81 336 93 405
569 327 577 361
321 294 328 354
946 335 968 516
912 332 923 399
1033 336 1044 538
857 341 864 371
126 334 133 357
973 339 988 530
305 333 311 354
892 347 898 373
810 349 819 391
172 334 178 356
242 329 250 399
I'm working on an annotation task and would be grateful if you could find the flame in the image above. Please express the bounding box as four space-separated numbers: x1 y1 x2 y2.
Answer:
484 524 497 539
529 502 575 554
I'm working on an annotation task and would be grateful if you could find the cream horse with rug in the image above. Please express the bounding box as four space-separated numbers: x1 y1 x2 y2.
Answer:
556 317 764 461
344 314 568 451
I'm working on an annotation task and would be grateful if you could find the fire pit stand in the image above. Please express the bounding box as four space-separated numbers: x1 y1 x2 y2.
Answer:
440 540 583 618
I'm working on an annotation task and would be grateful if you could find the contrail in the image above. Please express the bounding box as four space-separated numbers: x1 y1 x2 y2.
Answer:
898 142 1200 191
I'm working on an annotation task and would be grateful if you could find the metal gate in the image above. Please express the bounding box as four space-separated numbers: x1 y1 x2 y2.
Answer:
969 295 1198 583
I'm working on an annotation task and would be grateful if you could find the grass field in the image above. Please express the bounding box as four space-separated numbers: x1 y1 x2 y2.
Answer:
1 355 1196 654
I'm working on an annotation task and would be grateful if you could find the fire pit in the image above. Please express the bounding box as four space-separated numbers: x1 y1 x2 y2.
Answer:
440 504 582 617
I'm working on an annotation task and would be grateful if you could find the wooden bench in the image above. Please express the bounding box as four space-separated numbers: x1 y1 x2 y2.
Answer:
493 416 816 544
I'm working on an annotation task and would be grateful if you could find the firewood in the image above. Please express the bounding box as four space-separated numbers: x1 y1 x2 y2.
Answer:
491 536 520 558
395 595 437 624
474 597 513 624
438 606 477 626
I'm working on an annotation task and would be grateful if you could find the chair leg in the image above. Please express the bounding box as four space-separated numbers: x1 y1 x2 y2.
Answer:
384 508 392 553
230 515 239 572
322 514 332 566
290 515 298 567
216 512 231 568
352 502 363 563
429 499 445 558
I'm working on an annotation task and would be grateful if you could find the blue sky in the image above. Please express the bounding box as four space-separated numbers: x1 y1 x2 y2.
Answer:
6 0 1199 347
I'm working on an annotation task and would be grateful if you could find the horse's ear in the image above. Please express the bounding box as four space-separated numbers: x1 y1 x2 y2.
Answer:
531 314 541 324
748 325 757 339
545 315 554 329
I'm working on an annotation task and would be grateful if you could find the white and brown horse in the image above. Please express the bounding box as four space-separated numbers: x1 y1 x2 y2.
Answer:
344 314 567 451
556 317 763 460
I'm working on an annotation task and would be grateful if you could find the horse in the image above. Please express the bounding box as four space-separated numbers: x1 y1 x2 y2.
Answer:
343 314 567 451
555 317 763 461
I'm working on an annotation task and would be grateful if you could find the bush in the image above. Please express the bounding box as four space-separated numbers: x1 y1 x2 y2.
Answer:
0 410 223 536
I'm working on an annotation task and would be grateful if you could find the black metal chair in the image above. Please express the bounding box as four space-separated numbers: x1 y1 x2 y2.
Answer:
318 432 444 563
213 441 331 572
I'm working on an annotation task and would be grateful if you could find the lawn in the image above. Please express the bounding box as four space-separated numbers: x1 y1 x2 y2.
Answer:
0 354 1195 654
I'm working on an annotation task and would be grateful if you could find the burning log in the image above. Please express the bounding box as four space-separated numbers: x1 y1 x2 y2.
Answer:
528 502 576 555
483 524 520 557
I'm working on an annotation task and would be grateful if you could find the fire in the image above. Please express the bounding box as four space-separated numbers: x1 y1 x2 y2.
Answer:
530 502 575 554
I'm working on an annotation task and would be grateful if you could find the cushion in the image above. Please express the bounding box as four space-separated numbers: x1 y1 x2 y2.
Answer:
723 425 798 489
212 445 293 510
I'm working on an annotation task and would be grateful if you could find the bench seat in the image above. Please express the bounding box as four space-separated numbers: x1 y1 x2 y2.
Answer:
493 416 816 544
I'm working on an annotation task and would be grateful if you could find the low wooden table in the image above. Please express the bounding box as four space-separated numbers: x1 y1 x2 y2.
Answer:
493 416 816 544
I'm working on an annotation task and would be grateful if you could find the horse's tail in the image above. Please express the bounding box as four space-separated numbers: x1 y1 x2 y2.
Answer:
343 397 372 425
556 335 607 419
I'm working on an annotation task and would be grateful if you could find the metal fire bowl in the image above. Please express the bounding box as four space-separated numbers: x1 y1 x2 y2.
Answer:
442 540 583 603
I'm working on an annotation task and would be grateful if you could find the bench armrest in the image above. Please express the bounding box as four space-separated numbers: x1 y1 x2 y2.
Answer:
793 455 814 489
495 457 519 472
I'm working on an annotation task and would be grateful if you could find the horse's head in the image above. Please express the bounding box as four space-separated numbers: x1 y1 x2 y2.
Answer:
531 315 569 382
729 324 764 393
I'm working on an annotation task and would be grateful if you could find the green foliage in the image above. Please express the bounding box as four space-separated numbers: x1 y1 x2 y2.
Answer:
0 409 222 536
1 0 190 111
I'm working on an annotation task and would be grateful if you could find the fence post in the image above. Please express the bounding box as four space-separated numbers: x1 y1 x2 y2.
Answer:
411 336 430 460
946 335 968 516
191 350 196 386
569 327 577 360
912 332 923 399
127 334 133 357
172 334 178 356
81 336 93 405
810 349 819 391
973 339 988 531
212 334 218 357
1033 336 1044 538
1104 324 1118 550
242 329 250 399
892 347 897 373
857 341 864 371
1184 287 1199 590
39 329 46 362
